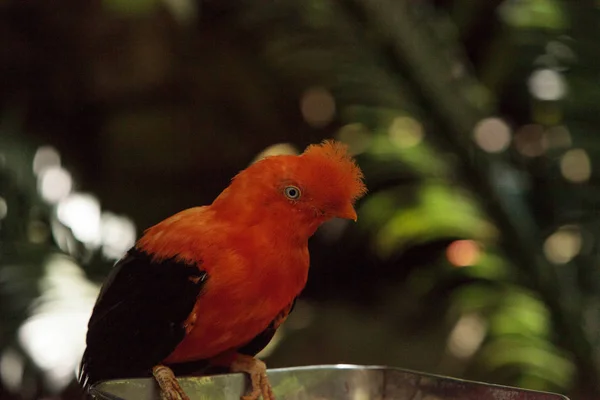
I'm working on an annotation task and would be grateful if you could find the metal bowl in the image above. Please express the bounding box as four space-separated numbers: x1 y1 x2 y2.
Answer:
90 364 570 400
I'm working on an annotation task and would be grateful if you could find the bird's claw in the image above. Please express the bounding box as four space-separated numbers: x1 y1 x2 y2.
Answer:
231 355 275 400
153 365 190 400
240 369 273 400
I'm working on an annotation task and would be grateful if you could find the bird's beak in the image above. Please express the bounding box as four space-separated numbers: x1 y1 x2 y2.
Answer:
336 203 358 222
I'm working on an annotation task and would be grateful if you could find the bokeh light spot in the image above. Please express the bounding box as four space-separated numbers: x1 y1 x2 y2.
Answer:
38 166 73 203
28 220 49 244
163 0 197 25
337 123 371 155
560 149 591 183
544 225 582 264
473 117 511 153
300 87 336 128
546 41 575 63
446 240 480 267
447 313 487 359
0 197 7 220
285 300 314 331
252 143 299 164
18 255 99 392
544 125 572 149
101 212 137 260
528 68 567 101
388 116 424 149
515 124 546 157
57 193 101 245
0 348 24 393
33 146 61 176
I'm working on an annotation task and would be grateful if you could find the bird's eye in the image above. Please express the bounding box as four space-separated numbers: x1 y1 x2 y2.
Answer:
283 185 301 200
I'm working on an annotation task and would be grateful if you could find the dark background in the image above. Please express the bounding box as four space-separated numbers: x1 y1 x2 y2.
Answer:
1 0 599 399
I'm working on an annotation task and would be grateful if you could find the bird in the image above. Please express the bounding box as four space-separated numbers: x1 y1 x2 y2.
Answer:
79 140 367 400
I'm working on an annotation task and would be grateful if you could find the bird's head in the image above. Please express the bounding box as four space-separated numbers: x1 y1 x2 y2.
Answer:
213 140 367 236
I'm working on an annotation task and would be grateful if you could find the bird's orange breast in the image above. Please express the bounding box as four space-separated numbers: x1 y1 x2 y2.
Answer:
163 231 309 364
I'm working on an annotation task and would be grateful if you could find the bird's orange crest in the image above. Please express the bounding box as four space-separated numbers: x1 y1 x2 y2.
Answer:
300 140 367 202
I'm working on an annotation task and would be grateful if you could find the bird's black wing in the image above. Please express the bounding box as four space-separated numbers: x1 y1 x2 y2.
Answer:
237 298 297 357
79 248 207 388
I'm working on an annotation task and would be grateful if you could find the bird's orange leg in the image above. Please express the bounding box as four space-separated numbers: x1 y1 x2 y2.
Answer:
152 365 190 400
230 354 274 400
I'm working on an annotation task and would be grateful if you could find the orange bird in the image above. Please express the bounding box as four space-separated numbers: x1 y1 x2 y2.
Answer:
79 140 366 400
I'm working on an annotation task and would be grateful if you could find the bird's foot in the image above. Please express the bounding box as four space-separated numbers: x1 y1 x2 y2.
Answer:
152 365 190 400
230 354 274 400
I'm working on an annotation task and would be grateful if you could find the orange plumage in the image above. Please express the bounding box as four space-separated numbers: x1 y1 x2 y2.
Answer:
80 140 366 400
